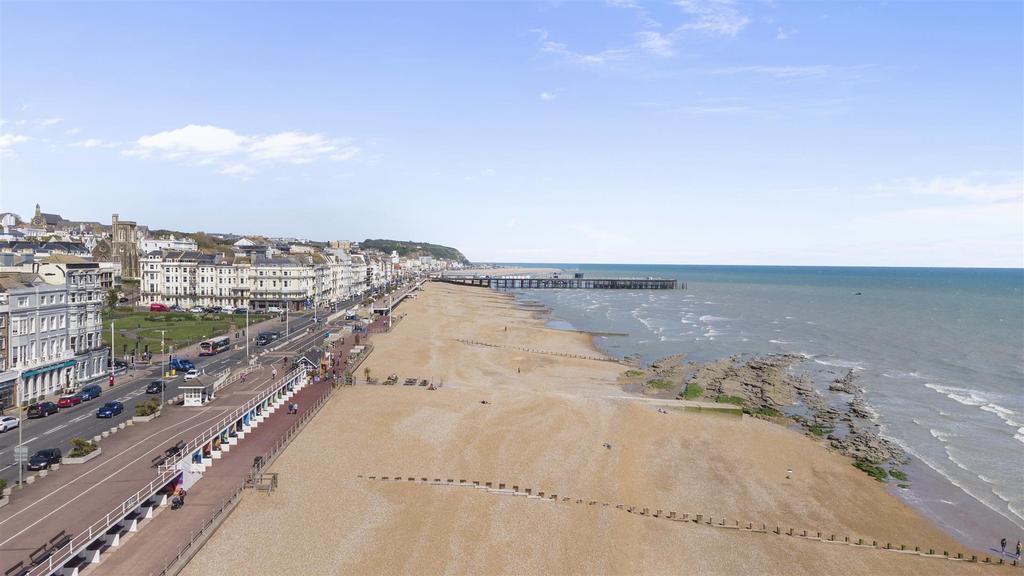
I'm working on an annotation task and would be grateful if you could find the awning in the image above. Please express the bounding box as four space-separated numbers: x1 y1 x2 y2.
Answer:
21 359 76 379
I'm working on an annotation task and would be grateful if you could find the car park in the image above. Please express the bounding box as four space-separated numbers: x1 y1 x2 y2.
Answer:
79 384 103 400
145 381 164 394
57 394 83 408
183 369 199 381
0 415 20 433
27 402 59 418
26 448 62 471
96 401 124 418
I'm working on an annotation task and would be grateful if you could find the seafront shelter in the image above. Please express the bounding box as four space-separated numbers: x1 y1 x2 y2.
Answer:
182 377 215 407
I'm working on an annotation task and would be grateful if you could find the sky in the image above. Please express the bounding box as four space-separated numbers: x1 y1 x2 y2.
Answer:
1 1 1021 267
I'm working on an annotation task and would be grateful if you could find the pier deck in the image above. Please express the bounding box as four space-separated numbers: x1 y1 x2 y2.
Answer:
433 275 678 290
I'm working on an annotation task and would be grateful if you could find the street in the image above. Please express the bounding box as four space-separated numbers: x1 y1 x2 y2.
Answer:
0 311 318 485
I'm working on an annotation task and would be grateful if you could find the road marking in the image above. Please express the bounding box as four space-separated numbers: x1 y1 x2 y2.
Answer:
23 435 39 444
0 364 292 545
71 414 91 423
0 407 226 546
43 424 67 435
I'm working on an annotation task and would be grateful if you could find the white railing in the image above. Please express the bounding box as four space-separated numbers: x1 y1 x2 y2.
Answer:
25 367 307 576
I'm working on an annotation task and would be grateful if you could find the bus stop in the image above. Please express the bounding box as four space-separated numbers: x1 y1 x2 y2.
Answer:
181 377 215 407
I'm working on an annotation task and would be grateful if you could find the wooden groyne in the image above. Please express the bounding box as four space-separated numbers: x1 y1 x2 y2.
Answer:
434 275 680 290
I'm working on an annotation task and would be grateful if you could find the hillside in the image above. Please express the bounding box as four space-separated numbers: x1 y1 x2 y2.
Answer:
361 239 469 264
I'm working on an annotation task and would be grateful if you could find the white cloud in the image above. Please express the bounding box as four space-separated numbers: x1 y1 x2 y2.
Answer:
776 27 794 40
0 133 30 150
873 175 1024 203
64 127 82 135
72 138 105 148
709 65 832 78
38 117 63 127
220 163 256 179
636 30 674 57
136 124 248 157
533 29 629 65
248 132 340 164
125 124 361 177
676 0 749 36
539 91 557 101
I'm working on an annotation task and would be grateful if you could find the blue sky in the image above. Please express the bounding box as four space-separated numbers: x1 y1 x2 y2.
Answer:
1 1 1021 267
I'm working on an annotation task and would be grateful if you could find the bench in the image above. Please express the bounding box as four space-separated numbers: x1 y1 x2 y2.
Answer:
85 540 110 554
164 440 186 458
5 561 28 576
63 555 88 570
124 511 142 522
29 544 52 566
151 454 166 467
105 524 127 537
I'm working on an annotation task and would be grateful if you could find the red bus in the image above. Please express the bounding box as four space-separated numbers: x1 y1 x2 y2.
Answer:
199 336 230 356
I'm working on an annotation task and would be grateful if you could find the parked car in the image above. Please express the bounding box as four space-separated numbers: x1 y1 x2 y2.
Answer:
79 384 103 401
27 402 59 418
233 307 248 315
110 359 128 369
26 448 62 471
183 369 199 381
221 305 236 313
189 306 204 314
57 394 83 408
145 381 164 394
266 306 283 314
169 304 183 311
150 303 169 312
96 401 124 418
0 415 20 433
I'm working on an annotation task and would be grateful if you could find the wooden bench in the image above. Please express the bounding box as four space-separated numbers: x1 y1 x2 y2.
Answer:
4 561 28 576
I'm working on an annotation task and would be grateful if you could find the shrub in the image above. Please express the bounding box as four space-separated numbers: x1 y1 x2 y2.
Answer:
681 382 703 400
743 405 782 418
135 398 162 417
68 437 98 458
889 468 908 481
853 459 888 482
807 424 832 437
0 478 7 492
716 394 745 406
645 379 673 390
624 370 645 377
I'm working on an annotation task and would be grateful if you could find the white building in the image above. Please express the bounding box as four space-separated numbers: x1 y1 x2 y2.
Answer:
139 235 198 253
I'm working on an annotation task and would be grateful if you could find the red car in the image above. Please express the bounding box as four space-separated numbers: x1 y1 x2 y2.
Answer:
150 303 169 312
57 394 83 408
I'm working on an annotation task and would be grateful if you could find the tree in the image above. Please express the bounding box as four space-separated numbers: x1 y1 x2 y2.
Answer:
105 289 119 309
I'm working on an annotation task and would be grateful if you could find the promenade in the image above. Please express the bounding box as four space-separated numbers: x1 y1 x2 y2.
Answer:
0 312 338 575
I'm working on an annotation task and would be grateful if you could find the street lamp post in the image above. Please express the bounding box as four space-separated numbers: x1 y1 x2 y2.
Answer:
245 307 249 362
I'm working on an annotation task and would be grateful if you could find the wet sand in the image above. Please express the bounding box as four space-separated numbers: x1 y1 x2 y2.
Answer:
182 282 1000 575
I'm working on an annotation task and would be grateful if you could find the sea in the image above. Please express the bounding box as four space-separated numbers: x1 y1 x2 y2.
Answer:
495 264 1024 551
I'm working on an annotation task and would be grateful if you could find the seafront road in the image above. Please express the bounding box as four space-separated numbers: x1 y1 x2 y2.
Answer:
0 311 336 573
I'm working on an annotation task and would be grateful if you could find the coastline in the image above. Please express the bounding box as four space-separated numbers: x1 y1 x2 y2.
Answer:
182 281 998 575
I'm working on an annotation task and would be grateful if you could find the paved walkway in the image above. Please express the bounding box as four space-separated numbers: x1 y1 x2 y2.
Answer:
0 323 332 574
99 377 335 576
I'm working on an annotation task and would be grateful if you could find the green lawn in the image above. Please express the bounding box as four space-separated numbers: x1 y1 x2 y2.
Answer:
101 308 271 355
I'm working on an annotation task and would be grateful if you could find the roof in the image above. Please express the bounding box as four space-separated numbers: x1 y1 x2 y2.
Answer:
0 272 45 291
44 254 89 264
39 213 63 225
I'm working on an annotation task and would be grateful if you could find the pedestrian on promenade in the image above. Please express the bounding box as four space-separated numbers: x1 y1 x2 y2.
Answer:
273 368 277 379
1001 537 1007 556
786 468 793 480
1017 540 1022 558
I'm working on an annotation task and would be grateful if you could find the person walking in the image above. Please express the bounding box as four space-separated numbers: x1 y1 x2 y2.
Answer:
272 368 277 379
1016 540 1021 559
1001 537 1007 556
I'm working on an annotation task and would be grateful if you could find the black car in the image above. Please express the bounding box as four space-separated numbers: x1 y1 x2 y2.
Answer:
27 402 59 418
96 401 124 418
79 384 103 401
145 381 164 394
233 307 248 315
27 448 62 471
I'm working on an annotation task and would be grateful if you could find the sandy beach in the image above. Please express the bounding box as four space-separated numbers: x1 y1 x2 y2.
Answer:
182 282 1001 576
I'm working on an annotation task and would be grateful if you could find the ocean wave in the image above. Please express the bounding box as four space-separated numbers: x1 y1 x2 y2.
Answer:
925 384 1024 441
699 315 729 323
813 358 865 370
769 339 792 344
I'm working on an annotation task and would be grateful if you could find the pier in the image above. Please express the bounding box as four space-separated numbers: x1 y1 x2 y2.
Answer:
433 274 679 290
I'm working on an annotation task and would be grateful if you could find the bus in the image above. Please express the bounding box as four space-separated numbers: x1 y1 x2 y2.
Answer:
199 336 230 356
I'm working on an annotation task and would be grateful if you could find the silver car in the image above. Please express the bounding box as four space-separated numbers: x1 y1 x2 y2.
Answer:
0 415 20 433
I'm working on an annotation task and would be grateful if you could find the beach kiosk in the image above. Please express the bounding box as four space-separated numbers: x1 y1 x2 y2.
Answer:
181 376 215 407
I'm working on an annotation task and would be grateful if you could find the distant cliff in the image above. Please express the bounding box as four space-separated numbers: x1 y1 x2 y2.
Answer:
361 239 470 264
